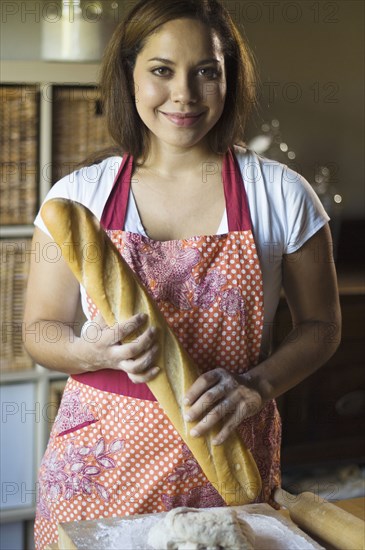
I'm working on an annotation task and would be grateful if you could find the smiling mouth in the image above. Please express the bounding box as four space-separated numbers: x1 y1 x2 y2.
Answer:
162 112 203 118
160 111 204 127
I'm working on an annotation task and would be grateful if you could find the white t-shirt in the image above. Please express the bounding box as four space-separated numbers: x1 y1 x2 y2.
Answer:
35 145 329 356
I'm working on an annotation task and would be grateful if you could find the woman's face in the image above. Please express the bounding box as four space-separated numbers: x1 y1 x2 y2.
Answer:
132 18 227 153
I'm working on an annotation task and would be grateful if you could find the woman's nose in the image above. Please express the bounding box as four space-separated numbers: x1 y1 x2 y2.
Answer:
171 74 198 104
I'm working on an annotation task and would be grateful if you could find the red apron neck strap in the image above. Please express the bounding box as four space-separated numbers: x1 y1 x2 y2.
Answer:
101 148 252 232
100 153 133 230
222 148 252 232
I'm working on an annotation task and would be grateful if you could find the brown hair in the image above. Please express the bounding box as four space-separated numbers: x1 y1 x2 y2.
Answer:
100 0 257 164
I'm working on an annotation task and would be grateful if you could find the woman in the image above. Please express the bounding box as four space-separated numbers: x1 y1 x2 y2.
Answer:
23 1 341 548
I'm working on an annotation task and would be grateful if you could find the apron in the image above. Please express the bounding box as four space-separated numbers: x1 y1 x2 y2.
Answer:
34 148 281 550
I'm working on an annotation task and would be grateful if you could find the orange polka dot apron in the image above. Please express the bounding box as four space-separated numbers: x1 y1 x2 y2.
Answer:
34 149 281 549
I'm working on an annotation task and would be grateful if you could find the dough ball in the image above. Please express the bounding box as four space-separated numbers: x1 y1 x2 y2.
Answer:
147 507 255 550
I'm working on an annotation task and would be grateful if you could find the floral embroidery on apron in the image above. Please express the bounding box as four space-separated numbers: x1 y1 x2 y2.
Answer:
34 148 281 550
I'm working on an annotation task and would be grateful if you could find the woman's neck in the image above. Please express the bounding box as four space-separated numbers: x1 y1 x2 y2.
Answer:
138 140 224 179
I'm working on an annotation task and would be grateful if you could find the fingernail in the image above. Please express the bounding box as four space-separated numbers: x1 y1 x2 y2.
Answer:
151 367 160 375
183 397 190 405
184 413 191 422
212 438 219 445
138 313 147 321
190 428 199 437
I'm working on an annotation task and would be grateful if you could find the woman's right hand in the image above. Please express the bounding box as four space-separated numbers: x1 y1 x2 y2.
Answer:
79 312 160 383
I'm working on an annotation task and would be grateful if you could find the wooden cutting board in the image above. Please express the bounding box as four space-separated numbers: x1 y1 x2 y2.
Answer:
57 504 325 550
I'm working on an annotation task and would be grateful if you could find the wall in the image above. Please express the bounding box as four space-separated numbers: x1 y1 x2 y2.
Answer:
240 0 364 221
1 0 364 219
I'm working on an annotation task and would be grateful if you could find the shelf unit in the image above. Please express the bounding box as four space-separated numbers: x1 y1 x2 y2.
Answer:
0 61 101 539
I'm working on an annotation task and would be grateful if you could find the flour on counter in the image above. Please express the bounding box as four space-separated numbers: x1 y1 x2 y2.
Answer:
237 512 324 550
62 504 324 550
93 516 158 549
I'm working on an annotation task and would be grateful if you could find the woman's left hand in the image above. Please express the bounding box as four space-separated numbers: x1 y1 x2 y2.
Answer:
183 368 264 446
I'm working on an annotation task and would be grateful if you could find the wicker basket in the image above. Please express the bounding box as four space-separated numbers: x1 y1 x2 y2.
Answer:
0 239 34 371
0 85 39 225
52 86 115 183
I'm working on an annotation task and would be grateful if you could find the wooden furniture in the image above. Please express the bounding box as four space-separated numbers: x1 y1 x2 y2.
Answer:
276 269 365 467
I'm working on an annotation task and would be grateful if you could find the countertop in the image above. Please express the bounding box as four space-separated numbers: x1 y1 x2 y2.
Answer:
46 497 364 550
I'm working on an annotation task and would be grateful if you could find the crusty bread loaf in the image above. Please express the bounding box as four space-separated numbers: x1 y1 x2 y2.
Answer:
41 198 262 505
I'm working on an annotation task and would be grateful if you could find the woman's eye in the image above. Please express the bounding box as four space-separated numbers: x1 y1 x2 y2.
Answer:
151 67 220 79
152 67 171 77
198 67 219 79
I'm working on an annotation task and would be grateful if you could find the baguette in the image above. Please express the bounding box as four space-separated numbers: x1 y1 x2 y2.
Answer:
41 198 262 505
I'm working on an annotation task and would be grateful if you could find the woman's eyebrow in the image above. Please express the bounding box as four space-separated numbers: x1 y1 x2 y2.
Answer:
147 57 220 65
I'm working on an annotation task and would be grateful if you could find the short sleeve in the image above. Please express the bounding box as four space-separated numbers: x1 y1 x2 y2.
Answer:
34 172 78 237
280 165 330 254
33 158 120 237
